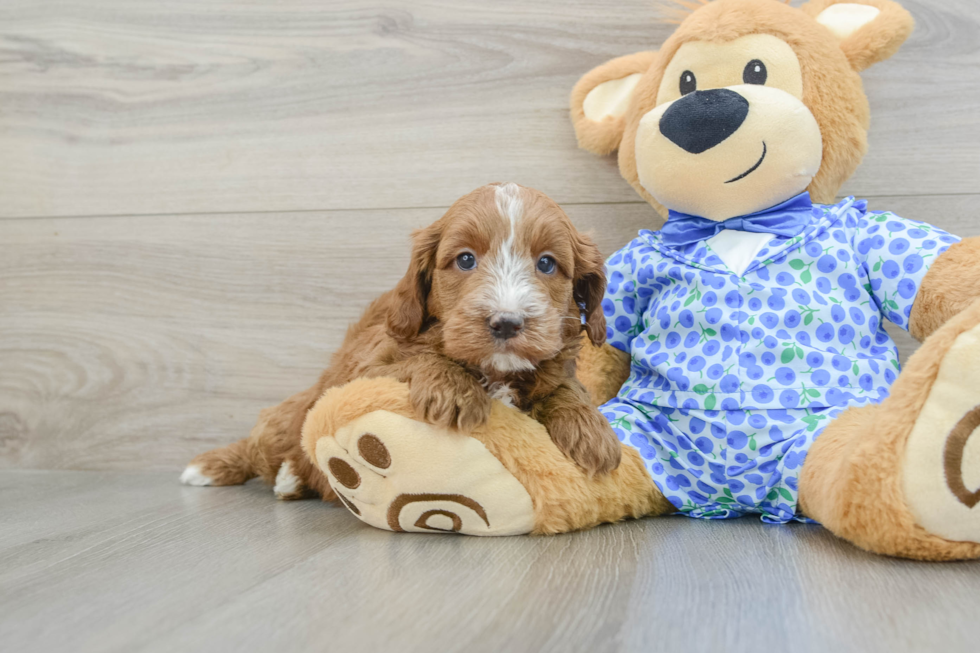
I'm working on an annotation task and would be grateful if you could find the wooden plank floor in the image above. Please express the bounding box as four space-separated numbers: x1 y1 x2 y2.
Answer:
2 470 980 653
2 0 980 650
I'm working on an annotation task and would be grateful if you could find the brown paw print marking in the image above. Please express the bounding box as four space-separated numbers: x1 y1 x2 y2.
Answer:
328 457 360 489
337 493 360 516
357 434 391 469
944 405 980 508
386 493 489 533
414 510 462 532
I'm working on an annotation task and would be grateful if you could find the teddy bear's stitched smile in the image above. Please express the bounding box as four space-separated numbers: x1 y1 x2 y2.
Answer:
725 141 767 184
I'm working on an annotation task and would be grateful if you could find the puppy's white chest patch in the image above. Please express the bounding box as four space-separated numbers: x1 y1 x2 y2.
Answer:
706 230 774 276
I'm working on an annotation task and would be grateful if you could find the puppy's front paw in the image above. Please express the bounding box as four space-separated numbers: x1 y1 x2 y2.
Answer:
543 404 622 476
409 368 492 431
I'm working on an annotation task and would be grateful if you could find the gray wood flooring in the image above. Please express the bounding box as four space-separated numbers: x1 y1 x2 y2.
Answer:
2 0 980 651
3 470 980 653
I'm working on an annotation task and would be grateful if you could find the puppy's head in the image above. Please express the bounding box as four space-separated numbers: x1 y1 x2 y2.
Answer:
387 183 606 374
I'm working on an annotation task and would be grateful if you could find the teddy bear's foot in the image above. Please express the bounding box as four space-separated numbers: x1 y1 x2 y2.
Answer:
802 299 980 560
301 377 671 536
304 381 536 535
903 314 980 545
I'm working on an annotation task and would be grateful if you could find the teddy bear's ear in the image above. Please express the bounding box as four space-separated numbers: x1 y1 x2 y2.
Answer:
570 51 657 156
800 0 914 72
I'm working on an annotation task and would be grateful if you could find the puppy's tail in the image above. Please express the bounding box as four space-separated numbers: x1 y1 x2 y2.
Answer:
180 437 260 487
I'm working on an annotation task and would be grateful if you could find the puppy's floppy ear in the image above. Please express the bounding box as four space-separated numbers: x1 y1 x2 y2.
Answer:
570 51 657 156
572 232 608 347
387 221 442 341
800 0 914 72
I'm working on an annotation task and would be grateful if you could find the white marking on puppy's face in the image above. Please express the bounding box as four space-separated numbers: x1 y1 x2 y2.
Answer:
274 461 302 498
180 465 213 486
494 182 523 231
476 184 551 373
486 183 545 317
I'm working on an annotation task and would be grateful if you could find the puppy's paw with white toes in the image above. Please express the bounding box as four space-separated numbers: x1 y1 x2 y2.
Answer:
180 465 213 486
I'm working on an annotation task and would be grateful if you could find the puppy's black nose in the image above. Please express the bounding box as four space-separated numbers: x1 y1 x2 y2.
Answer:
659 89 749 154
488 313 523 340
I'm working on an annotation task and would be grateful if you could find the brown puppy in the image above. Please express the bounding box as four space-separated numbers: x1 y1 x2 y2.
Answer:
181 183 621 501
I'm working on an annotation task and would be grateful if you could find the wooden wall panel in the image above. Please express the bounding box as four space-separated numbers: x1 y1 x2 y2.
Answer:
0 0 977 218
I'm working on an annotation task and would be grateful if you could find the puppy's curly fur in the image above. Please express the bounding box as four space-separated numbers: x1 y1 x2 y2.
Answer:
183 183 621 501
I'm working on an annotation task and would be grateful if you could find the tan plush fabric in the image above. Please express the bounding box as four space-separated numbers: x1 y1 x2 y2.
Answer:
799 299 980 560
570 51 658 156
910 237 980 341
303 377 673 535
635 75 823 220
618 0 878 217
570 0 916 219
800 0 914 71
576 338 632 405
314 407 537 536
903 322 980 544
583 73 644 121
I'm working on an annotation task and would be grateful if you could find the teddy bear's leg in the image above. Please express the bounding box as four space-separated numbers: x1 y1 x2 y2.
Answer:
799 298 980 560
300 377 672 535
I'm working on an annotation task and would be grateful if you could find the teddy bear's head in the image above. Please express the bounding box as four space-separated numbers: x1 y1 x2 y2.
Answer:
571 0 913 221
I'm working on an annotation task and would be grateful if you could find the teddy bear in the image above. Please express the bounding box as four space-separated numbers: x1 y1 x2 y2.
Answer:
270 0 980 560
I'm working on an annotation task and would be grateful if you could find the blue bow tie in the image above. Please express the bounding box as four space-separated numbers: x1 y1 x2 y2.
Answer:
660 192 816 247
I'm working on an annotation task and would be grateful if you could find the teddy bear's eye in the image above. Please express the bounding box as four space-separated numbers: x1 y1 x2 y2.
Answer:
679 70 697 96
743 59 767 85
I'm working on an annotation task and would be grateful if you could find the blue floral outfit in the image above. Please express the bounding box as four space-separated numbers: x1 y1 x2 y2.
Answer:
599 195 959 523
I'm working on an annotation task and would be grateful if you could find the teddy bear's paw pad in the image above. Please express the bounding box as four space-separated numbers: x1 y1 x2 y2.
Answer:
315 410 535 536
904 322 980 543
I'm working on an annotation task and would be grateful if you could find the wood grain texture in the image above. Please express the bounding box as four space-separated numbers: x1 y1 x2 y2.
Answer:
1 470 979 653
0 0 977 219
1 195 977 471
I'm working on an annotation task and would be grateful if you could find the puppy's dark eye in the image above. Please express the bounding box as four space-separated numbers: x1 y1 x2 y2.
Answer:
743 59 767 85
456 252 476 271
679 70 697 96
536 255 557 275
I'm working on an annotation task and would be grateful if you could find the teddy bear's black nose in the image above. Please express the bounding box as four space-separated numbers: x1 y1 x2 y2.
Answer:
659 89 750 154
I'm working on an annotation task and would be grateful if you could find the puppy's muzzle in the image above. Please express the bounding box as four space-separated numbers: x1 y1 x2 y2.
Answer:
488 313 524 341
659 89 750 154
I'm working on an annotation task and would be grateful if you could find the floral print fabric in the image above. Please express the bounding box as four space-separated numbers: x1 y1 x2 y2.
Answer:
599 197 959 522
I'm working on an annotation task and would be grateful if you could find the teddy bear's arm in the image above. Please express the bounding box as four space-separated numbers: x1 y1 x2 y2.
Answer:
910 237 980 341
577 339 631 406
